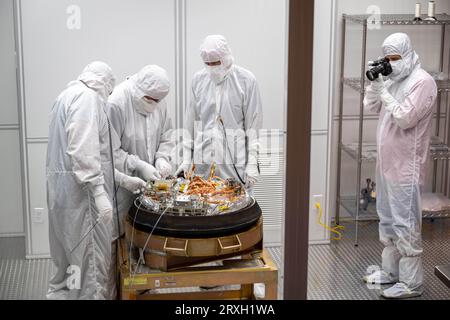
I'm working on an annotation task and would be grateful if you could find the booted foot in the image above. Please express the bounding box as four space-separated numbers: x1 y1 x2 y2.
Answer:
381 282 422 299
363 270 398 285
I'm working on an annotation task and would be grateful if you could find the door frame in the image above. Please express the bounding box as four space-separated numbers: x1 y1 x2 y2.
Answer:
283 0 314 300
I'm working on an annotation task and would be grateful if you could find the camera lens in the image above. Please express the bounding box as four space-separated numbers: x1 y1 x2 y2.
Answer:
366 70 377 81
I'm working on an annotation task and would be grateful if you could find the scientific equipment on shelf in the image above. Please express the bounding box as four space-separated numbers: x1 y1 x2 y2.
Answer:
414 3 422 22
425 1 437 21
359 178 376 211
414 2 439 22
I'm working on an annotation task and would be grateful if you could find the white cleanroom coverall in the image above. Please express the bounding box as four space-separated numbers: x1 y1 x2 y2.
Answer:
364 33 437 296
46 62 120 300
179 35 263 189
107 65 174 239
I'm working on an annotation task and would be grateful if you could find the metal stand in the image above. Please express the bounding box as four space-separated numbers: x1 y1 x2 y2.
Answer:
335 14 450 245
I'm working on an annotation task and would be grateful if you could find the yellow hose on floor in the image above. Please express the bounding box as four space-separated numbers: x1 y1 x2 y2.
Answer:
315 202 345 240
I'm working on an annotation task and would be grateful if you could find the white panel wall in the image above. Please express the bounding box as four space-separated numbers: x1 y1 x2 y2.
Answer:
0 0 18 125
0 0 24 237
309 0 336 243
21 0 177 138
185 0 287 130
185 0 288 245
19 0 176 256
0 131 24 236
309 133 331 242
27 143 48 255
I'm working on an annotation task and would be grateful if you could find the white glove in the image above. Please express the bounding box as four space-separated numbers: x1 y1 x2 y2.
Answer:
244 164 259 189
120 175 146 194
370 76 385 95
175 163 191 177
92 185 113 225
380 88 399 113
135 160 161 181
155 158 172 178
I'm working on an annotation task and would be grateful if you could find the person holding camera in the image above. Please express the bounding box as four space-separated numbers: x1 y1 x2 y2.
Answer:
362 33 437 299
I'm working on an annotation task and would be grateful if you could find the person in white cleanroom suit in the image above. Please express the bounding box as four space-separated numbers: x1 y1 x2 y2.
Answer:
46 61 146 300
107 65 174 239
363 33 437 299
176 35 263 190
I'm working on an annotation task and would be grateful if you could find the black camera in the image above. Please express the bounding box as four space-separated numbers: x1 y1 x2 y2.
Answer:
366 57 393 81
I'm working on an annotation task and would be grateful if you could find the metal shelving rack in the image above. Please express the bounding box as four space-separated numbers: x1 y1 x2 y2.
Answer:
335 14 450 243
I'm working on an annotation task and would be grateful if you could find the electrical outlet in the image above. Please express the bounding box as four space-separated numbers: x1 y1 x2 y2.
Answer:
32 208 45 224
313 194 323 207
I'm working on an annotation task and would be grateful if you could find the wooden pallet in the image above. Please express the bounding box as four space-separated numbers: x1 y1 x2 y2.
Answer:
117 238 278 300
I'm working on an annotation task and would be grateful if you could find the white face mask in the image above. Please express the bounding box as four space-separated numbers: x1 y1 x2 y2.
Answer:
135 97 158 115
389 60 407 82
207 64 229 84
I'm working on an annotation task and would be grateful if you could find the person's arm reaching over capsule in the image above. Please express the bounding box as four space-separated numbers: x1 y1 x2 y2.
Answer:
114 169 146 194
107 100 160 181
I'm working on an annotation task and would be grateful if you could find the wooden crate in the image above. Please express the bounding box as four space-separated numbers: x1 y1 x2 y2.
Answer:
117 238 278 300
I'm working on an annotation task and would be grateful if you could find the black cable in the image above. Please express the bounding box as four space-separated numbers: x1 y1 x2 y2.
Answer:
104 110 121 300
69 219 99 254
129 198 143 274
217 116 246 185
130 205 169 281
105 114 121 237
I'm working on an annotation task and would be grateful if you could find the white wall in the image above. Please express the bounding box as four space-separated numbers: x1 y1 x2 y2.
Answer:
309 0 337 243
310 0 450 243
0 0 24 237
18 0 176 257
13 0 288 256
185 0 287 130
